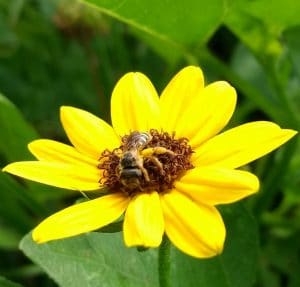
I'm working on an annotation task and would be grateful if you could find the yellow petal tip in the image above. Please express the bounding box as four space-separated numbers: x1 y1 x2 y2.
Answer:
181 65 203 73
2 166 8 173
279 128 298 145
253 176 260 193
32 230 46 244
2 163 15 173
284 129 298 137
179 66 204 82
60 105 75 116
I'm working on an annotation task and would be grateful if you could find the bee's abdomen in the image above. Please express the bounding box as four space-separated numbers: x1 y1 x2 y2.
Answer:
120 168 142 179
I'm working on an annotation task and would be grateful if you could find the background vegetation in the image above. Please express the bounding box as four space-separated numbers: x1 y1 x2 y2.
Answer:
0 0 299 286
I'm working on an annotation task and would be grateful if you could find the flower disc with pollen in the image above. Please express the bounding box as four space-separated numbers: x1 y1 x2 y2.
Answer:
98 129 194 195
3 66 297 258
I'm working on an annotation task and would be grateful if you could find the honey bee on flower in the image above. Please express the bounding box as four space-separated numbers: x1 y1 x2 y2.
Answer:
3 66 297 258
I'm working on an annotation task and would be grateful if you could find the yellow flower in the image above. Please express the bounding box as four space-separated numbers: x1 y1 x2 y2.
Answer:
3 66 297 258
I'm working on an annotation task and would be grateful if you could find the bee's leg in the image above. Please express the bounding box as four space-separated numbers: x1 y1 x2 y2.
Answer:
141 147 175 157
136 162 150 182
142 147 175 176
140 147 175 179
147 156 165 175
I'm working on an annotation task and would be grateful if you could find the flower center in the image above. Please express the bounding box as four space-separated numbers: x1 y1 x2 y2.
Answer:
98 129 193 195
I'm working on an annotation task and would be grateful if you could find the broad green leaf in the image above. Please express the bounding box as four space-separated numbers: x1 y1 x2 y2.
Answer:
98 220 123 233
82 0 225 47
0 94 38 162
171 203 259 287
224 1 300 128
130 27 182 64
83 0 225 45
224 0 300 61
227 0 300 30
225 4 281 59
20 232 159 287
0 276 23 287
20 203 258 287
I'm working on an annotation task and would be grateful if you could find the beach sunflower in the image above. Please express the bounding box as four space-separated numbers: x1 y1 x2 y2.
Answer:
3 66 297 258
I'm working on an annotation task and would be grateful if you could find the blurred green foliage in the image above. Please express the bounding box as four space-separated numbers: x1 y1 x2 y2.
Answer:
0 0 299 286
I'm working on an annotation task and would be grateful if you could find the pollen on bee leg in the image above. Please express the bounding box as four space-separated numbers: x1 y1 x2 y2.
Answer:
136 162 151 182
141 147 175 157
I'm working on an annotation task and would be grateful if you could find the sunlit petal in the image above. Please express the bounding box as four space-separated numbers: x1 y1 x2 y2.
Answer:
175 81 236 147
111 72 160 136
160 66 204 134
175 167 259 205
29 139 99 167
3 161 101 191
193 121 297 168
161 190 225 258
123 191 164 247
60 106 120 159
32 193 129 243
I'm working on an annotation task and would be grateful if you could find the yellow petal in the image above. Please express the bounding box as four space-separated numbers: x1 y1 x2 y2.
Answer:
161 190 225 258
175 167 259 205
60 106 120 159
123 191 164 247
160 66 204 134
32 193 129 243
176 81 237 147
193 121 297 169
3 161 101 191
111 72 160 136
28 139 99 167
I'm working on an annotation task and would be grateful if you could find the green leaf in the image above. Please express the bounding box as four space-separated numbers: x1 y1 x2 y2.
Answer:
0 94 38 162
20 232 159 287
82 0 225 48
0 276 23 287
224 1 300 127
98 220 123 233
20 203 258 287
224 0 300 62
227 0 300 30
83 0 225 45
171 203 259 287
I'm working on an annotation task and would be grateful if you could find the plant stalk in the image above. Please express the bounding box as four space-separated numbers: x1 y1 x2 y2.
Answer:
158 236 171 287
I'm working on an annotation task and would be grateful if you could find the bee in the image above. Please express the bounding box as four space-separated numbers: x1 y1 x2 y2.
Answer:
119 131 175 191
119 132 152 190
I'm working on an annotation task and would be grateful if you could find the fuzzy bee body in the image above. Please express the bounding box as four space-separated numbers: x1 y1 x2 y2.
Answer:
119 132 152 190
124 132 151 150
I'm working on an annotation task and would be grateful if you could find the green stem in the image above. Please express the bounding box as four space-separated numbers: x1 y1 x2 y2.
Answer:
158 236 171 287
